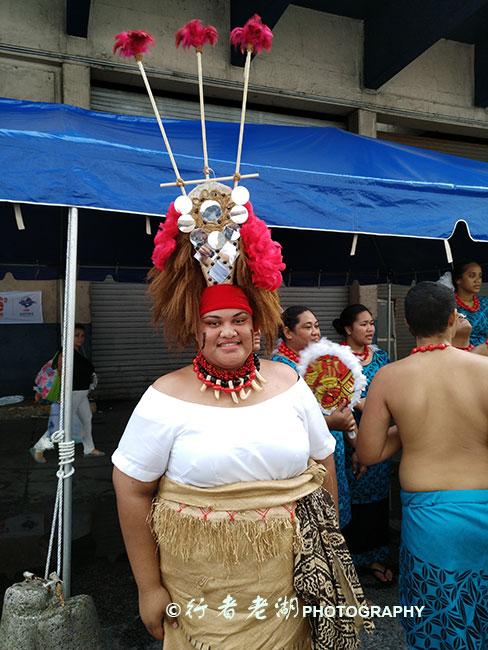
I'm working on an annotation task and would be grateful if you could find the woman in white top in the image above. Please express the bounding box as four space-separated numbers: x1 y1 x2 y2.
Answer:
113 176 371 648
113 285 344 648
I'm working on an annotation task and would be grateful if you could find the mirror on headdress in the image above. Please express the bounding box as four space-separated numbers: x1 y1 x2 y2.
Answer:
173 181 248 286
207 230 226 251
224 223 241 242
189 228 208 248
200 200 222 223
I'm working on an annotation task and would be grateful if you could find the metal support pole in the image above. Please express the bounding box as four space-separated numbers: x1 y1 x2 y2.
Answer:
60 207 79 598
387 281 392 358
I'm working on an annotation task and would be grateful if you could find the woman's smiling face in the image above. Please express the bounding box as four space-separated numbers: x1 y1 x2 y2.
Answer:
197 308 254 369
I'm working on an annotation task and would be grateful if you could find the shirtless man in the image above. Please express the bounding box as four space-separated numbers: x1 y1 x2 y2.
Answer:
356 281 488 650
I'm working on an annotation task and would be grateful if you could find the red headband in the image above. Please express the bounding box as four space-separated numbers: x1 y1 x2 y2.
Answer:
199 285 253 317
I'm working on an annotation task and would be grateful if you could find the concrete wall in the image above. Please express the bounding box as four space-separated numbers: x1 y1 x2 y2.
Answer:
349 283 378 318
0 275 91 323
0 57 61 103
0 0 487 134
0 276 59 323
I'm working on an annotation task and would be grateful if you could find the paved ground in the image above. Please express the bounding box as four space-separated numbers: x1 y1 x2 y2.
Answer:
0 400 407 649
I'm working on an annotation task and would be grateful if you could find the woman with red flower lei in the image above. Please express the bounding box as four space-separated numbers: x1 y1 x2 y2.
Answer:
272 305 357 530
272 305 321 370
453 261 488 346
333 304 394 585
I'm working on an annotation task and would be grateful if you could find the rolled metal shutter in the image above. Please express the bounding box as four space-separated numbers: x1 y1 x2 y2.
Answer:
90 86 345 128
91 281 349 399
91 280 195 399
280 286 349 342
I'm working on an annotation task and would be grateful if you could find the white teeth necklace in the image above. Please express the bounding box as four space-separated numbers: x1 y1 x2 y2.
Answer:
192 352 267 404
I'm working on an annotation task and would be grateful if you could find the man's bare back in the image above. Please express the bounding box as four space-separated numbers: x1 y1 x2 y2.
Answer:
358 347 488 492
358 281 488 648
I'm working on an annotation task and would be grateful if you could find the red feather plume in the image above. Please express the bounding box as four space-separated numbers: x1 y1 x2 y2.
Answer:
175 19 218 50
113 30 155 58
230 14 273 54
240 203 285 291
152 203 180 270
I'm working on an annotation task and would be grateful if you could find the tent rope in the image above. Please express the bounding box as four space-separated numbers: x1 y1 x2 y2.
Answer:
44 429 75 581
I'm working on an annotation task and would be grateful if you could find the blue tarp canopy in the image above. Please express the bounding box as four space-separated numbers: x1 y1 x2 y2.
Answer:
2 98 488 239
2 97 488 283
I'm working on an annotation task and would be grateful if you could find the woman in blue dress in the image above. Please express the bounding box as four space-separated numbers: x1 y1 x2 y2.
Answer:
272 305 355 529
453 261 488 346
332 304 393 583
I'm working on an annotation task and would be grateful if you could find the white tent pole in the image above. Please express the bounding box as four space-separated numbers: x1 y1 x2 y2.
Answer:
387 281 392 358
58 280 64 330
60 206 78 598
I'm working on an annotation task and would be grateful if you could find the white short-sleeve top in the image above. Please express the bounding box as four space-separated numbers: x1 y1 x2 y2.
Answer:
112 377 335 487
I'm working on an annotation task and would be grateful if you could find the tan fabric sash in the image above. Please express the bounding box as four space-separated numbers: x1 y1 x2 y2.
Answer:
156 462 326 509
151 463 327 566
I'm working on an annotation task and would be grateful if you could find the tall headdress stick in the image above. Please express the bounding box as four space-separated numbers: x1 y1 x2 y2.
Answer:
175 20 218 181
230 15 273 187
113 30 188 195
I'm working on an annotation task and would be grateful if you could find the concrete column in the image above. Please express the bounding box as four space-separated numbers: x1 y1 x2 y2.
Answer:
62 63 90 109
347 108 377 137
349 281 378 318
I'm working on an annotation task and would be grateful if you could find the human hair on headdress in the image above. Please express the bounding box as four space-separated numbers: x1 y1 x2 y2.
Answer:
149 195 283 352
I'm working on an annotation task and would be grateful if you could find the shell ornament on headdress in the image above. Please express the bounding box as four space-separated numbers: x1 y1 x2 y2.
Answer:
113 16 284 356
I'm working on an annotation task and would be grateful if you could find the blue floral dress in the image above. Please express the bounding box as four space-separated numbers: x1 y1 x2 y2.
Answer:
329 430 351 529
271 352 299 371
271 348 351 529
455 295 488 346
343 347 392 567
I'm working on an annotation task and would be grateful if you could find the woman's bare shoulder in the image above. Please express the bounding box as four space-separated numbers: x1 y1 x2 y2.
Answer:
260 358 299 390
152 365 194 398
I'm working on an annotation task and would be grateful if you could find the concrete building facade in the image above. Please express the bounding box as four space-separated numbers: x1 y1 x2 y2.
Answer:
1 1 488 135
2 0 488 394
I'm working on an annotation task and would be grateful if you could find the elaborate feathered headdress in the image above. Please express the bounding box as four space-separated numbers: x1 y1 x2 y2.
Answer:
113 17 283 351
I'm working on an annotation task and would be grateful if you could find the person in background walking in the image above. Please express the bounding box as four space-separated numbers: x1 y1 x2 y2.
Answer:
30 324 104 462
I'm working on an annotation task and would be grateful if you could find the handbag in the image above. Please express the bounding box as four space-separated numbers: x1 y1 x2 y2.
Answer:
34 354 61 403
